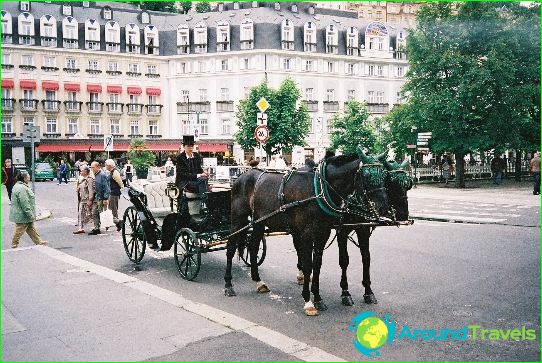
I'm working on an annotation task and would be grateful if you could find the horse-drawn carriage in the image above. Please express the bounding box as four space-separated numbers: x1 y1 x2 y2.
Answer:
121 181 266 280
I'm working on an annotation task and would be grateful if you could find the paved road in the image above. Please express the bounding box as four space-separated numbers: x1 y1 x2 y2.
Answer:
2 180 540 361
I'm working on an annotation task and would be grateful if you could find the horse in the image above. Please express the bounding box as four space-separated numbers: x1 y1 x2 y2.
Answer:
224 147 391 316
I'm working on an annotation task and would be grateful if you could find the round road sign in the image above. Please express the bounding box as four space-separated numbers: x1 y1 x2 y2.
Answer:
254 125 269 143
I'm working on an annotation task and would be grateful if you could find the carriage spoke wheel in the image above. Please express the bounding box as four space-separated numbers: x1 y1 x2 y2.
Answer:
174 228 201 281
122 206 146 263
240 234 267 267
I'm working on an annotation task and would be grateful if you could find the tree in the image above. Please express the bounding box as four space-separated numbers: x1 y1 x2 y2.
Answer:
181 1 192 14
401 1 540 187
142 1 178 13
235 79 310 156
329 101 377 155
379 104 418 158
195 1 211 13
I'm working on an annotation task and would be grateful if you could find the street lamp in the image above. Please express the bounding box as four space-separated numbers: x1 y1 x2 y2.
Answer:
411 126 418 188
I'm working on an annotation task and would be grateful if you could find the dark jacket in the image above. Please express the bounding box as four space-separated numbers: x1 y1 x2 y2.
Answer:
2 165 16 186
175 152 203 188
94 170 111 201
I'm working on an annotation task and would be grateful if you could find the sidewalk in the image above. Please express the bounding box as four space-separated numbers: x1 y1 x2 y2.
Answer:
1 246 343 362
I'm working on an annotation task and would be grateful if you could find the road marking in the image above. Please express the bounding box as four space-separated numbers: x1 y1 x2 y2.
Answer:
33 246 345 362
410 213 506 224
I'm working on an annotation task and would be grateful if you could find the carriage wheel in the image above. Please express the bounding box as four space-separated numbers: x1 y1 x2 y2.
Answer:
173 228 201 281
240 234 267 267
122 206 146 263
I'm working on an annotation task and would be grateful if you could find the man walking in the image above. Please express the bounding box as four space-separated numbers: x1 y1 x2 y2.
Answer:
491 154 506 185
2 158 17 203
89 161 110 235
58 159 68 185
530 152 540 195
105 159 124 231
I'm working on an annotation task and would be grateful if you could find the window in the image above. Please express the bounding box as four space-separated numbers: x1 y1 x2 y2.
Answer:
23 89 33 101
197 61 206 73
196 118 208 135
220 88 229 101
46 118 57 133
305 88 314 101
347 63 354 75
281 19 294 50
147 64 157 74
326 89 335 102
240 18 254 50
2 53 11 65
67 92 77 102
144 26 159 55
376 11 382 19
109 94 120 111
110 119 120 134
103 8 112 20
221 119 231 135
63 5 71 16
397 66 404 77
199 89 207 102
221 60 229 71
194 23 208 53
20 2 30 11
148 95 158 112
128 63 139 73
66 58 77 69
377 65 384 77
129 95 139 111
68 118 78 134
89 92 99 105
348 90 356 101
24 116 34 125
304 60 313 72
88 59 99 70
178 62 188 74
367 91 375 103
108 62 118 72
141 12 150 24
22 54 33 66
327 62 334 73
2 88 11 101
182 119 191 135
304 22 316 52
63 20 78 48
149 120 158 135
282 58 291 71
2 117 12 133
45 90 56 102
130 120 139 135
217 21 230 52
396 91 402 104
376 91 384 103
66 92 78 110
126 28 140 53
242 58 250 70
82 1 90 7
181 90 189 103
368 65 375 76
90 119 101 134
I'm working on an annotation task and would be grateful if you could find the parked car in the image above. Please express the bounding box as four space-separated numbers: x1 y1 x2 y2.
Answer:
33 163 55 181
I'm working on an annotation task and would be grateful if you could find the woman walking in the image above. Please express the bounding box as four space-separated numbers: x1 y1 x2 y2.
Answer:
73 165 95 234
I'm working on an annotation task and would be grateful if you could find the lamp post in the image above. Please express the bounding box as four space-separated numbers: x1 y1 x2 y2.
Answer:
411 125 418 188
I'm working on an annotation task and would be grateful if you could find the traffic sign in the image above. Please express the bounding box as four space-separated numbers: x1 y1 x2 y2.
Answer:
257 112 268 126
22 125 40 143
256 97 270 113
104 135 114 152
418 132 432 137
254 125 269 143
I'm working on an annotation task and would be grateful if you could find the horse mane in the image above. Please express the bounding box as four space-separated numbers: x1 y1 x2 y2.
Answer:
326 154 358 167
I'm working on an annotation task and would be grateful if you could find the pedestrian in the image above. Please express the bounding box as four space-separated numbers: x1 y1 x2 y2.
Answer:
123 159 133 186
104 159 124 231
88 161 110 235
491 154 505 185
275 155 287 169
73 165 94 234
2 158 17 204
9 170 48 248
268 155 276 168
165 157 174 177
249 157 260 168
529 152 540 195
58 159 68 185
441 156 451 184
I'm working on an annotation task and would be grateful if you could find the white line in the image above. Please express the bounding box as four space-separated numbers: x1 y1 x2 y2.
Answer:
32 246 345 362
410 213 506 223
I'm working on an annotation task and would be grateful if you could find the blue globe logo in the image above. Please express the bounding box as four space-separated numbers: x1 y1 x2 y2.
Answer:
349 311 396 357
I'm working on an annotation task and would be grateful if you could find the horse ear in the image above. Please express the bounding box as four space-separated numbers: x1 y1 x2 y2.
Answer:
356 145 371 163
400 159 410 169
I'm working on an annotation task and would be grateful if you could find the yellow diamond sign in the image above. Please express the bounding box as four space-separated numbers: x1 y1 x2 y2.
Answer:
256 97 270 113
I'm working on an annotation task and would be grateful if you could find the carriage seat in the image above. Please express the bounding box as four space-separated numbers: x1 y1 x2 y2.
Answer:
141 181 173 217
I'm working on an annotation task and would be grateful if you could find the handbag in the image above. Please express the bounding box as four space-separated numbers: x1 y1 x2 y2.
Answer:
99 209 115 228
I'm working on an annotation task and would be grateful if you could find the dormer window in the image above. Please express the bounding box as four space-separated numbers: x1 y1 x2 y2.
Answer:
233 2 240 10
141 12 150 24
144 25 159 55
105 21 120 52
325 24 338 54
365 22 390 52
304 22 316 52
1 11 13 44
281 19 294 51
18 13 35 45
308 6 315 15
40 15 57 47
82 1 90 7
252 1 258 8
218 3 224 12
126 23 140 53
85 19 100 50
194 22 207 53
177 24 190 54
103 6 112 20
62 4 72 16
291 4 298 13
346 26 359 56
20 2 30 12
62 16 78 48
216 20 230 52
240 18 254 50
274 2 280 11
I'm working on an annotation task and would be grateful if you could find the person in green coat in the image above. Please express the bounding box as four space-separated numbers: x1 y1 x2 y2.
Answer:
9 171 48 248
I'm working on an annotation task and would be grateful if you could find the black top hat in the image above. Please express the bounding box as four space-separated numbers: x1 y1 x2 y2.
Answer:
182 135 195 146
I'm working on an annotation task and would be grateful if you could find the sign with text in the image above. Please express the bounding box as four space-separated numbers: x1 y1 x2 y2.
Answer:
254 125 269 143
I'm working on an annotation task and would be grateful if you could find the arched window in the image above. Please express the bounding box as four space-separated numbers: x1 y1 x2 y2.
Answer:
240 18 254 50
144 25 159 55
177 24 190 54
126 23 140 54
304 22 316 52
18 12 35 45
194 22 207 53
216 20 230 52
141 12 150 24
1 11 13 44
346 26 359 56
365 22 389 52
62 16 78 48
103 6 112 20
281 19 294 50
85 19 100 50
105 21 120 52
325 24 338 54
40 14 57 47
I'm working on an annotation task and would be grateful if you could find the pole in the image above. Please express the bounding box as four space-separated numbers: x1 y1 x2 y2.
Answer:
31 137 35 192
411 126 418 188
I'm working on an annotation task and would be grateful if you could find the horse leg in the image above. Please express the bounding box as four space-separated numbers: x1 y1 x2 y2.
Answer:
250 224 269 293
301 238 318 316
338 229 355 306
224 218 245 296
311 245 328 311
292 234 304 285
357 227 377 304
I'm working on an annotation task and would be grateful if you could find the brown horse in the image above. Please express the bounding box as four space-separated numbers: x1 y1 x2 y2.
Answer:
224 149 390 316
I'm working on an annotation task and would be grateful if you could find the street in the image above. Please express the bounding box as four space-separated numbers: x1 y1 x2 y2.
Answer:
2 179 540 361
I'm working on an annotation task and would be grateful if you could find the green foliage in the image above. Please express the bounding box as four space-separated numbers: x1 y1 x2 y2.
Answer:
143 1 179 13
181 1 192 14
195 1 211 13
127 139 156 172
235 79 310 155
329 101 377 155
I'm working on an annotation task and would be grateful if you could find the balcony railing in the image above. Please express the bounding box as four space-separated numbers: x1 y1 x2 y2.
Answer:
64 101 83 112
366 103 389 114
145 73 160 78
281 40 295 50
88 133 104 139
393 51 407 60
126 71 141 77
323 101 339 112
86 102 104 113
1 64 14 70
43 133 61 139
106 103 124 114
128 134 143 138
41 36 57 47
1 98 15 111
19 99 39 111
216 101 234 112
126 103 144 114
85 69 102 74
177 101 211 113
63 67 80 73
1 34 12 44
41 66 59 72
19 65 37 71
19 35 35 45
106 70 122 76
302 100 318 112
146 104 163 114
41 100 61 112
146 134 162 139
1 132 16 138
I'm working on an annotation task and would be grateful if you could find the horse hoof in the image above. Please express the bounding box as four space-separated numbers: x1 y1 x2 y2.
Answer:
224 287 236 297
363 293 378 304
342 295 355 306
303 301 319 316
256 281 270 293
314 300 328 311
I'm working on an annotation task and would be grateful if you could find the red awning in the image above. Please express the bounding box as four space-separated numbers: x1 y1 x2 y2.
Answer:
20 80 37 89
197 144 228 153
42 81 59 91
127 86 142 95
1 79 14 88
146 87 161 96
107 85 123 94
36 143 180 153
87 84 102 93
64 83 80 91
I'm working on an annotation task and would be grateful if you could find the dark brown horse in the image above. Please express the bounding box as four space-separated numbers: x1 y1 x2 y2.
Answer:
224 149 390 316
